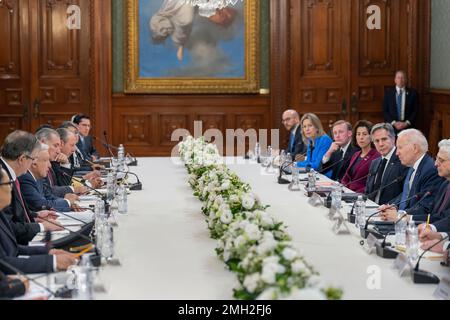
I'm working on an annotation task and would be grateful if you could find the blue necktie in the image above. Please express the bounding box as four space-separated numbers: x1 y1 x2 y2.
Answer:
399 168 415 210
396 89 403 121
289 132 295 153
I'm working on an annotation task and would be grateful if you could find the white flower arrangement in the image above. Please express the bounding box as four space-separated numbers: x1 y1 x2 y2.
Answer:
178 136 342 300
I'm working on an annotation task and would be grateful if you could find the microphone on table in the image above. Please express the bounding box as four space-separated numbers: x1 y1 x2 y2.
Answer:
322 173 371 210
34 214 100 267
360 191 428 240
318 157 346 175
412 235 449 284
106 169 142 191
62 172 106 201
348 175 405 222
375 212 410 259
0 258 73 299
278 160 294 184
342 173 372 188
94 132 138 166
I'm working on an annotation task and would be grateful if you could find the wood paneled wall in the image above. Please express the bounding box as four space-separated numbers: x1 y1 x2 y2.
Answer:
1 0 442 156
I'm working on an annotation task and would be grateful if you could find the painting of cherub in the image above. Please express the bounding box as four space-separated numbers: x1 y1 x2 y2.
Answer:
125 0 260 93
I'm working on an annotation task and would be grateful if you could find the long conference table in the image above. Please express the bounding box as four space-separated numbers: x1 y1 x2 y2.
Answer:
35 157 449 300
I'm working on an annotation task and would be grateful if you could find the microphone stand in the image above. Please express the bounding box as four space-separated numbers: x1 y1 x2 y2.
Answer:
113 170 142 191
412 235 449 284
37 215 101 267
62 172 110 217
0 258 65 299
360 193 422 239
348 176 404 222
375 212 409 259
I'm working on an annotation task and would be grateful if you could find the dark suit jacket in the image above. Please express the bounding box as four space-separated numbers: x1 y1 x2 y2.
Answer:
0 213 53 275
77 135 99 161
365 151 409 205
435 218 450 233
411 180 450 230
287 126 307 161
341 149 380 193
321 144 359 182
0 270 26 298
51 161 73 187
19 172 71 213
392 154 445 217
0 159 40 245
382 87 419 127
45 167 72 198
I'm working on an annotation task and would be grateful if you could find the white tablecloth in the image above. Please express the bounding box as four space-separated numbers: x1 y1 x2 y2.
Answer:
41 158 450 300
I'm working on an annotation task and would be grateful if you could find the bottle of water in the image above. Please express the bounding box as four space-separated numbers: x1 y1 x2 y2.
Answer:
100 223 114 261
106 171 115 201
307 170 317 193
115 144 124 171
117 185 128 214
354 195 366 228
331 184 342 210
406 219 419 263
395 212 407 246
255 142 260 163
74 255 94 300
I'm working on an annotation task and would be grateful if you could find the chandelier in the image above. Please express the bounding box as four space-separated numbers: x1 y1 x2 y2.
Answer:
181 0 243 18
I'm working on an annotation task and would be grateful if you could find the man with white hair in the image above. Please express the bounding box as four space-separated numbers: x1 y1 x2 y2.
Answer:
18 143 76 213
415 139 450 253
380 129 444 220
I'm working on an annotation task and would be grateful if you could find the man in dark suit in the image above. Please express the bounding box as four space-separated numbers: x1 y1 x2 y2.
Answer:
415 140 450 245
365 123 409 204
380 129 444 220
19 143 77 213
282 110 306 162
0 167 77 275
36 127 86 197
0 269 28 298
382 71 419 132
0 131 63 245
320 120 359 181
73 114 99 161
54 128 102 188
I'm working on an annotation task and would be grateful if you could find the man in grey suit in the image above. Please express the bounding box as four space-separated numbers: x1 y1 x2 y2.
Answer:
365 123 409 204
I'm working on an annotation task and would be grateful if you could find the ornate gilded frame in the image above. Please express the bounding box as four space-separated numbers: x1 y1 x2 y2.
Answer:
124 0 260 94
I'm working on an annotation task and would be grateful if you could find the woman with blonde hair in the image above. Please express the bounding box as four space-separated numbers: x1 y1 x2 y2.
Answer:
295 113 333 177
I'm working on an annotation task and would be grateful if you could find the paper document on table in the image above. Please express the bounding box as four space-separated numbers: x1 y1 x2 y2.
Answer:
56 210 94 223
14 282 51 300
394 245 444 260
79 195 99 201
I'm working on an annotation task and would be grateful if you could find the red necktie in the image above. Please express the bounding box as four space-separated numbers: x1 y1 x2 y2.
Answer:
14 179 31 223
47 169 55 186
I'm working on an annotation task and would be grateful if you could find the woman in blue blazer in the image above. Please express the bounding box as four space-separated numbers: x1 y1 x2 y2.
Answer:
295 113 333 177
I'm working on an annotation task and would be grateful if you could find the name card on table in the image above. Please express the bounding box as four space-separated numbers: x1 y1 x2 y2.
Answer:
434 277 450 300
332 211 351 235
361 233 378 255
393 253 412 277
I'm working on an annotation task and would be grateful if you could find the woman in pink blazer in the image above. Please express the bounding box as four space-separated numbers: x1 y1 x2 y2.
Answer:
341 121 380 193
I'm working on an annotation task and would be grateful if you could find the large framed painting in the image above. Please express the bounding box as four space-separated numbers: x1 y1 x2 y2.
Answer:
125 0 260 94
